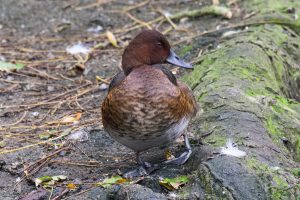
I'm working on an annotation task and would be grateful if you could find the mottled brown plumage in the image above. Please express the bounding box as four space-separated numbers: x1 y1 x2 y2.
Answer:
101 30 198 171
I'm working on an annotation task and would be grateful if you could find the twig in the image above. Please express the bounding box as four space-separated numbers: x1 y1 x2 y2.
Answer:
0 130 73 155
96 76 110 84
75 0 115 10
24 147 70 172
18 47 65 53
27 65 60 80
1 111 27 127
173 18 300 46
61 187 96 200
14 58 77 64
14 147 70 188
125 12 152 29
0 83 19 93
123 0 150 12
156 9 178 30
50 160 101 167
15 158 50 188
51 188 69 200
170 5 232 20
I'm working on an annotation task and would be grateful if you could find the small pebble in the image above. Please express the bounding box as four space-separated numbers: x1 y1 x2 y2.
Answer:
24 84 33 91
47 86 55 92
59 150 67 156
0 141 6 148
16 177 21 183
87 25 103 33
271 166 280 171
31 112 39 117
67 129 89 142
6 75 14 81
0 55 6 61
99 83 108 91
179 17 189 24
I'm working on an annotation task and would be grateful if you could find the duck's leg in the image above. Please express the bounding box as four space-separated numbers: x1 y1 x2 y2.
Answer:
136 152 151 168
163 133 192 165
123 152 160 179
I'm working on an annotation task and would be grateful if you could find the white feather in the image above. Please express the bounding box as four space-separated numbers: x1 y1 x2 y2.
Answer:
66 43 90 55
220 138 246 157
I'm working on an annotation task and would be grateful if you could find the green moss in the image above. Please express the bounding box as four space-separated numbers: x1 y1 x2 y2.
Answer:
266 117 282 138
192 165 232 199
204 133 227 147
290 168 300 178
271 175 290 200
246 158 292 200
245 0 300 15
182 54 218 88
243 85 300 161
178 45 193 57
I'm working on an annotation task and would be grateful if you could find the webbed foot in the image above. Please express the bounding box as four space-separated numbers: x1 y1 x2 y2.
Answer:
163 134 192 165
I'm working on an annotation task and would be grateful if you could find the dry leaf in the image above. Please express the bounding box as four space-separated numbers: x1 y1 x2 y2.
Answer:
96 175 128 187
0 140 6 148
75 113 82 120
61 116 77 123
60 113 81 123
67 183 77 190
159 176 189 190
35 175 67 188
106 31 119 47
212 0 219 5
0 61 24 72
165 149 175 160
38 132 51 140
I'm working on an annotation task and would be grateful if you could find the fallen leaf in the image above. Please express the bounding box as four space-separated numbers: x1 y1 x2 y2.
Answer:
165 149 175 160
96 175 128 187
67 183 77 190
35 175 68 187
212 0 220 5
60 116 77 123
55 22 71 32
38 132 51 140
75 113 82 120
106 31 119 47
35 176 52 187
0 140 6 148
0 61 24 72
159 176 189 190
116 178 128 184
52 175 67 181
60 128 72 137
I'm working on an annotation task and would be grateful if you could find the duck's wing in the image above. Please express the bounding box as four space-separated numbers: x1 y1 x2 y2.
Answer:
178 82 199 118
108 71 126 92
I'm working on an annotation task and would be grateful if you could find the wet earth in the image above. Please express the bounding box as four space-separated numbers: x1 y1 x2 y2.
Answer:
0 0 244 199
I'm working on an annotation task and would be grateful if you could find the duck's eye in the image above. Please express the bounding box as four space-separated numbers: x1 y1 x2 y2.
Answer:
157 42 163 47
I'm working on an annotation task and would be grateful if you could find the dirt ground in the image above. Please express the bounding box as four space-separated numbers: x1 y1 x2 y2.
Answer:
0 0 244 199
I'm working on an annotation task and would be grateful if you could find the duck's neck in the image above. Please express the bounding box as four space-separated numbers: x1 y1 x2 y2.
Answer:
121 47 149 76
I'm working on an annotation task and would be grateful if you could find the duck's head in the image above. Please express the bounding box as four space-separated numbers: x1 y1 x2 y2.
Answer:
122 29 192 75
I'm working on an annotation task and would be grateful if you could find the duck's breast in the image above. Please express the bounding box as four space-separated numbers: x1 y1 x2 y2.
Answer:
102 66 197 151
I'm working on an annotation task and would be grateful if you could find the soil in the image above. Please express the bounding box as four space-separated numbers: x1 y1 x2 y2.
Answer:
0 0 244 199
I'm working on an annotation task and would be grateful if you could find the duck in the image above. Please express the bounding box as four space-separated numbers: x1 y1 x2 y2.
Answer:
101 29 198 176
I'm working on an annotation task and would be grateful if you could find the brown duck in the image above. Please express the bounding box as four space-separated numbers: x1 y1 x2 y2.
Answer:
101 30 198 176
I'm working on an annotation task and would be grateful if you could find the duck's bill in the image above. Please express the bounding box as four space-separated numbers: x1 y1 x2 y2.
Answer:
166 50 193 69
